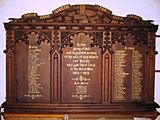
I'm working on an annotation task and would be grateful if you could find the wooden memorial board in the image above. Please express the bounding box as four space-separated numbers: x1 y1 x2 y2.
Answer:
1 4 159 118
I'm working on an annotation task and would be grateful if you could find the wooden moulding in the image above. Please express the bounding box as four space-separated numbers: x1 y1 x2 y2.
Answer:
2 113 64 120
2 111 160 120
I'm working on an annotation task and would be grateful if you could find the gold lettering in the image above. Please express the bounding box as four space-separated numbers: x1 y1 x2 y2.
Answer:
112 15 124 21
114 50 129 101
63 33 100 101
53 4 70 14
114 47 143 101
22 13 37 18
39 14 51 20
95 4 112 14
25 45 43 100
127 14 142 21
131 50 143 100
124 46 134 50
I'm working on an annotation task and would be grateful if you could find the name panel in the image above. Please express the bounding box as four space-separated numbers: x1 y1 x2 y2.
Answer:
112 41 146 102
15 32 51 103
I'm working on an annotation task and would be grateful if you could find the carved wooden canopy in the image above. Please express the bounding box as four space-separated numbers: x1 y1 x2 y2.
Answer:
6 4 156 26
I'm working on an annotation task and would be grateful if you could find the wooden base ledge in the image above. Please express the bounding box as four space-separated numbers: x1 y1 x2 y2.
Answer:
2 111 160 120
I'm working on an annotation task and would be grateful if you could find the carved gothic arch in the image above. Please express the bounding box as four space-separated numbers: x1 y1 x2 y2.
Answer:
14 31 52 45
60 31 103 49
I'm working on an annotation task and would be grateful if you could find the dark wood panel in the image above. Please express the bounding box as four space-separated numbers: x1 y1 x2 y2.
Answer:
111 32 147 102
61 32 102 103
1 4 159 116
15 32 51 103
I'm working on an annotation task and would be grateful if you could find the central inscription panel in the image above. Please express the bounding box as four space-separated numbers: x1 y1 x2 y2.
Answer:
61 32 102 103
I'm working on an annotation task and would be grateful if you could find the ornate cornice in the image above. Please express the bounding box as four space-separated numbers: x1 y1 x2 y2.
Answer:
4 4 158 31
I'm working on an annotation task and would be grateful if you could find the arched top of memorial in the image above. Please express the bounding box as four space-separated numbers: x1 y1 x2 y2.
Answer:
8 4 155 25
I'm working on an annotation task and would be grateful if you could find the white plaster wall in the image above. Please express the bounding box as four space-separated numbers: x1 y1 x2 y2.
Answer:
0 0 160 119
